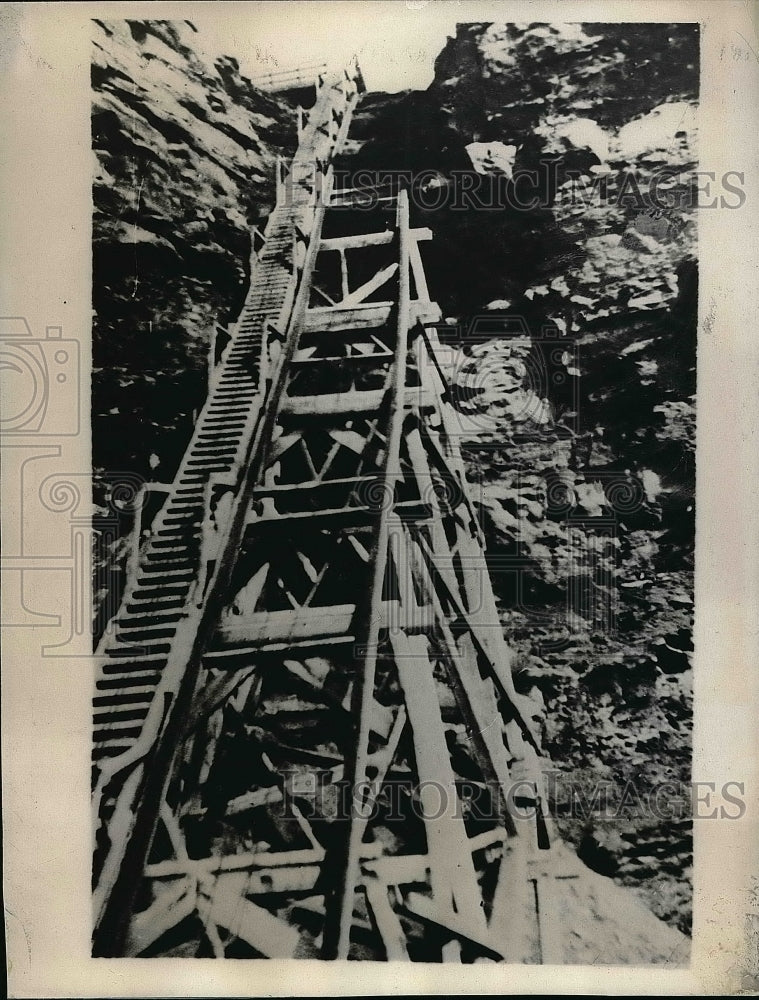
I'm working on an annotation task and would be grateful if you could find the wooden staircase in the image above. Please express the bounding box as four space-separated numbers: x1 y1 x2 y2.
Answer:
93 69 361 761
91 58 557 963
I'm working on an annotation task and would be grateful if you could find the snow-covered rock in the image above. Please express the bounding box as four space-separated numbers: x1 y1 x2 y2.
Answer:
535 115 611 163
613 101 697 164
465 140 517 175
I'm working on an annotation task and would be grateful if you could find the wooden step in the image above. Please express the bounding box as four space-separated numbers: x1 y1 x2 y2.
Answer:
93 688 156 708
144 549 192 562
192 442 238 452
93 703 151 725
151 533 200 547
96 669 163 687
120 609 183 628
125 595 185 613
161 512 201 525
130 584 190 601
116 618 177 637
185 459 232 470
110 638 173 656
93 743 135 759
94 720 145 742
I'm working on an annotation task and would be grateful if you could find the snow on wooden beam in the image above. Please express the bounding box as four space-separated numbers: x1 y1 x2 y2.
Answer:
281 386 434 415
125 877 196 956
216 603 356 648
210 601 436 651
243 499 430 532
402 891 505 960
304 300 440 333
364 882 409 960
340 262 398 307
319 227 432 253
198 872 301 957
304 302 392 332
147 847 324 880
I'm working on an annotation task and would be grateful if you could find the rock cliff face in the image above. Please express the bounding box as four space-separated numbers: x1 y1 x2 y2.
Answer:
92 20 697 936
427 22 698 932
333 21 698 933
92 18 295 501
92 18 297 622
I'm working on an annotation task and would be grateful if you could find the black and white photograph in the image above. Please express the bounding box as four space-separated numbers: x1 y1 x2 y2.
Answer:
2 1 758 995
89 11 699 963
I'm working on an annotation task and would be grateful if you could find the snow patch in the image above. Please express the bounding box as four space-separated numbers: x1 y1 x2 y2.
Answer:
536 116 611 162
465 141 517 176
613 102 697 163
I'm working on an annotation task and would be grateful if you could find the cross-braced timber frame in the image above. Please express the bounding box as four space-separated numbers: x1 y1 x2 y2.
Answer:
91 58 559 963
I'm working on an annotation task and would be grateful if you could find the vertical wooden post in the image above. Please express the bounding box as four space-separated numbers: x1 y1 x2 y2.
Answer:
127 485 147 590
321 190 411 960
339 249 349 300
275 156 283 203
